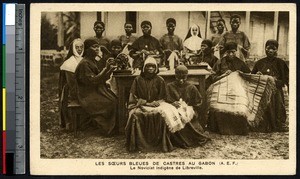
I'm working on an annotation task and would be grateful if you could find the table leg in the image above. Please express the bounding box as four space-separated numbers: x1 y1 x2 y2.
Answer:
198 76 208 128
117 85 126 134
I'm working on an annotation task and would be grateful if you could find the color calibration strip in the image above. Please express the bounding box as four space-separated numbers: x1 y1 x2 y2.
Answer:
4 3 16 175
2 12 6 168
2 3 26 174
3 4 8 174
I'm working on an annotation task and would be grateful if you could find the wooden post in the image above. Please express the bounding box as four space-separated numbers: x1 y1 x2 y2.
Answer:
57 12 64 49
245 11 250 36
274 11 279 40
103 12 108 37
205 11 211 39
188 11 191 29
97 12 102 21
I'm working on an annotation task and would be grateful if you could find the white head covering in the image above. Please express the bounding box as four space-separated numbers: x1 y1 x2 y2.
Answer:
183 24 203 51
60 38 84 73
142 57 158 73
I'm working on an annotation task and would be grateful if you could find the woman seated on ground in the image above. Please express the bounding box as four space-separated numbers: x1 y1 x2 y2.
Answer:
207 42 251 135
198 39 219 69
59 38 84 130
210 42 251 83
125 57 169 152
251 39 288 132
166 65 210 148
126 58 210 152
75 38 118 136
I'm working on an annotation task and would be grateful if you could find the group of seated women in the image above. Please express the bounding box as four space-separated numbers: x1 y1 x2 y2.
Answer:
59 37 211 152
126 57 210 152
58 19 289 152
207 40 288 135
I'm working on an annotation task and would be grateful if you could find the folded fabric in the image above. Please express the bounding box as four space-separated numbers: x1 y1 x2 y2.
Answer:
142 101 194 133
177 100 195 124
207 71 277 128
167 51 179 70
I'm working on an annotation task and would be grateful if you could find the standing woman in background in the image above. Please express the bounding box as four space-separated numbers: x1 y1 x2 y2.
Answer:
218 14 251 61
211 19 226 59
91 21 110 49
119 22 137 48
211 19 226 47
130 20 163 69
59 38 84 130
160 18 183 69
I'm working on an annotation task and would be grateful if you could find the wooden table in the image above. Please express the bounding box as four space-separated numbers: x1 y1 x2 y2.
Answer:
113 69 212 133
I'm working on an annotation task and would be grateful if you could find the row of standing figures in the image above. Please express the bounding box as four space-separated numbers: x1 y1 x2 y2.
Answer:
83 15 250 71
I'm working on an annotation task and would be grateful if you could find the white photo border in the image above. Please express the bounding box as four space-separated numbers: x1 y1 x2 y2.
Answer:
30 3 296 175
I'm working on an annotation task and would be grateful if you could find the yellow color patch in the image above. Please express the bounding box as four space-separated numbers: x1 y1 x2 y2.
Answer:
3 88 6 131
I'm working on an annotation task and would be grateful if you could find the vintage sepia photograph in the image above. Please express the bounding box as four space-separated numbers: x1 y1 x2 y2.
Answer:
30 3 296 175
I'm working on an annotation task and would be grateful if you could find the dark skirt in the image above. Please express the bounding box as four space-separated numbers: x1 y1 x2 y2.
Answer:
251 89 287 132
208 89 287 135
125 108 210 152
208 111 249 135
171 121 210 148
125 109 174 152
78 85 118 136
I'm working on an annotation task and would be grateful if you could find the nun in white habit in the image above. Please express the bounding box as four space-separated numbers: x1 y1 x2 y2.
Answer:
183 24 203 53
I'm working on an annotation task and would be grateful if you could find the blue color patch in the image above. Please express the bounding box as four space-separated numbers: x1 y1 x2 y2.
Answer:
2 3 6 44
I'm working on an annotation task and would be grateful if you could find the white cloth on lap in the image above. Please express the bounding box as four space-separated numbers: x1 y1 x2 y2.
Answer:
142 101 195 133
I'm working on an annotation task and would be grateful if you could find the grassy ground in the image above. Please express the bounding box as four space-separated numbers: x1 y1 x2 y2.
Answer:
40 70 289 159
